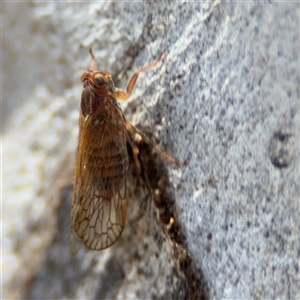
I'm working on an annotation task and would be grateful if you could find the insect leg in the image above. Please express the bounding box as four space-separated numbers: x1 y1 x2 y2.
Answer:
126 122 185 166
115 51 165 101
126 127 142 174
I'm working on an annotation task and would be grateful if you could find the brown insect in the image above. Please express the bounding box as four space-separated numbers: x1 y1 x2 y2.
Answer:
70 48 180 252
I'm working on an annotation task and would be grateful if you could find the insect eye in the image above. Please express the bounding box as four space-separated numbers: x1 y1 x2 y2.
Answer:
94 74 106 87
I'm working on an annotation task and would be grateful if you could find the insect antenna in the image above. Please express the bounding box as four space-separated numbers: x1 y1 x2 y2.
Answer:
89 47 98 70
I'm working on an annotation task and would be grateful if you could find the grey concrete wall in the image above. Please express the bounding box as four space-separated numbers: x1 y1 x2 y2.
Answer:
3 2 299 299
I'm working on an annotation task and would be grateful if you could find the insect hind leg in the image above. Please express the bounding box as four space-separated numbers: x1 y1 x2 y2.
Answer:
125 122 185 166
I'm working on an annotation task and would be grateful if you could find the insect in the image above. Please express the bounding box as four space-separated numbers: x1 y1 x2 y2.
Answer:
70 48 181 252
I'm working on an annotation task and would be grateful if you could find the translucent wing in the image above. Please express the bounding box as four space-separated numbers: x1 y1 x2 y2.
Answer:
71 94 128 251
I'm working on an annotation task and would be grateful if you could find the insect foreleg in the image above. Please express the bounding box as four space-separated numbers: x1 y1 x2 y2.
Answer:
115 51 165 101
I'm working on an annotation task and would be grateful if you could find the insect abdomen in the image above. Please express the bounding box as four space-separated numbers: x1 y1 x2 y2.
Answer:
89 144 124 176
85 122 128 194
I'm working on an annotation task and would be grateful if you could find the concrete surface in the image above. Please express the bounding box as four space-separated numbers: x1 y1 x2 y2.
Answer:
2 2 299 299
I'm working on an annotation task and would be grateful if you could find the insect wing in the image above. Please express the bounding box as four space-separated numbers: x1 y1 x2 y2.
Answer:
71 87 128 251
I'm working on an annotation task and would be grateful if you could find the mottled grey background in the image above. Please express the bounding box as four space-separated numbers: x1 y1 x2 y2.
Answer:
3 2 299 299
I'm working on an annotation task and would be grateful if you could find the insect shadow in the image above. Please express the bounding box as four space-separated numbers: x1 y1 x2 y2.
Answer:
129 133 209 300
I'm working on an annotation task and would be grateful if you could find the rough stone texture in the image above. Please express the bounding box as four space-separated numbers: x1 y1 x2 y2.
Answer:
3 2 299 299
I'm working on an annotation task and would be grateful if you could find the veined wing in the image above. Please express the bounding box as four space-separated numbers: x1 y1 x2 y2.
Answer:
71 101 128 251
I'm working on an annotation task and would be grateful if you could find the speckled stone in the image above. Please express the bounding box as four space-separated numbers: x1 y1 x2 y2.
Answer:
3 2 299 299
